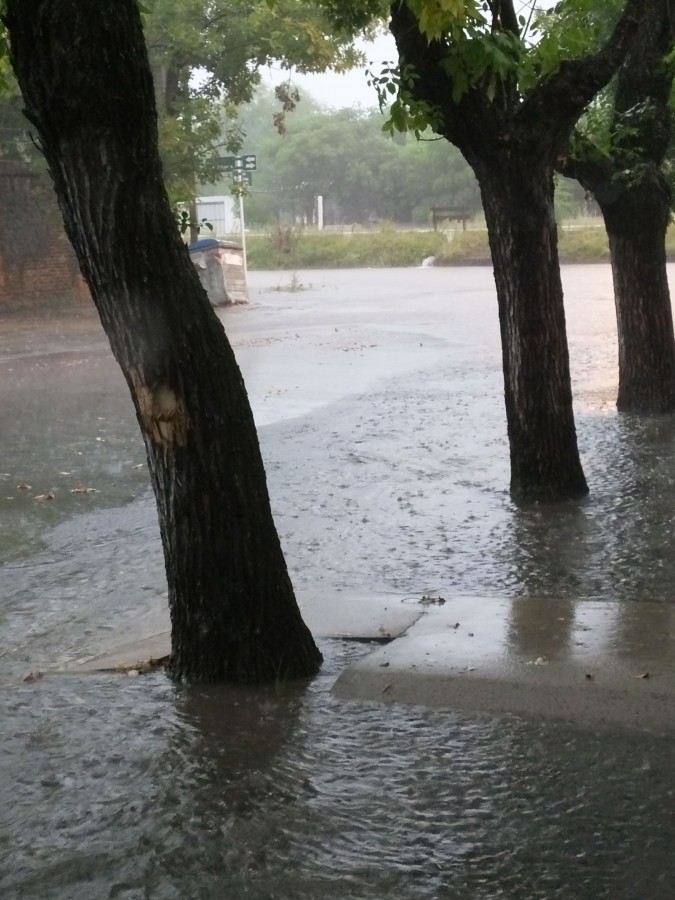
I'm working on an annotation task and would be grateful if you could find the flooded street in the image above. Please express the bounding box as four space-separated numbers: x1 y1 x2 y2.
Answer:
2 266 675 898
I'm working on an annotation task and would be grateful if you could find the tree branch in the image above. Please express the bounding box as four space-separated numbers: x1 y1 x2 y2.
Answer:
557 132 614 192
519 0 651 148
388 0 499 150
496 0 519 36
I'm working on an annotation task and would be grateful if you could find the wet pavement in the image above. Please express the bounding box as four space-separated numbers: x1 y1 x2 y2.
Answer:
2 266 675 898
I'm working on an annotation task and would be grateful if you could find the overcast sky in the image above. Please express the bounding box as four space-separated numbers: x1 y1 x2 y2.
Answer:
262 33 397 110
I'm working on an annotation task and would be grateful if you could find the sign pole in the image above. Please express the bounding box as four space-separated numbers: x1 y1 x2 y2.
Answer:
238 184 248 290
220 156 256 293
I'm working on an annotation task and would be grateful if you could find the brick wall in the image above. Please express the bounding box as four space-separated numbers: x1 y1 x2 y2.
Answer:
0 163 92 312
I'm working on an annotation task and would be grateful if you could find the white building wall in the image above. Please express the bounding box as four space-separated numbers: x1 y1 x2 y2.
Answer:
196 195 237 238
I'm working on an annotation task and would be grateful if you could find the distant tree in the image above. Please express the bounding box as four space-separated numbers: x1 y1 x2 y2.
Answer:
4 0 323 683
220 95 481 227
559 0 675 412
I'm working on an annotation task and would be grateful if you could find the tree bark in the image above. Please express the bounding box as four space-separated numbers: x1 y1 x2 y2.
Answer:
603 175 675 412
4 0 322 683
560 0 675 413
475 152 588 502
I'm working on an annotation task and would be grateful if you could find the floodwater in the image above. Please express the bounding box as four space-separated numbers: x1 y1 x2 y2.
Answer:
2 266 675 898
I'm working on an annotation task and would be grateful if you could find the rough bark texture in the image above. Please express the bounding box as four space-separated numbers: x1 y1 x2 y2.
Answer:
476 154 587 502
4 0 322 683
390 0 648 502
560 0 675 413
605 178 675 412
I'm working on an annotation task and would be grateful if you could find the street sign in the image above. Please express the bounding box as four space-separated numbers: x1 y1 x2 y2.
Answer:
233 172 252 186
218 154 256 171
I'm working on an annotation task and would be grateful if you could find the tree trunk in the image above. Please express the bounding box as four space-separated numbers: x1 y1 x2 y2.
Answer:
4 0 322 683
559 0 675 414
600 175 675 412
475 153 589 503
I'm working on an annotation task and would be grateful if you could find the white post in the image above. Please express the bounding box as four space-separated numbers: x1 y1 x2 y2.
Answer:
238 186 248 290
317 194 324 231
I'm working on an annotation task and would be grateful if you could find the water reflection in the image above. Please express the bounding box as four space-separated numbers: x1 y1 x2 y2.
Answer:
591 413 675 601
3 654 674 900
508 597 574 660
495 407 675 607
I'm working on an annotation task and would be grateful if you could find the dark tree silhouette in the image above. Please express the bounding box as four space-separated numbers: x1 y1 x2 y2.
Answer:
560 1 675 413
3 0 322 682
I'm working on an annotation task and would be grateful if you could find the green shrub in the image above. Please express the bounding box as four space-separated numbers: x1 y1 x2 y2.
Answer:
243 222 675 270
247 230 447 269
558 226 610 261
433 229 490 264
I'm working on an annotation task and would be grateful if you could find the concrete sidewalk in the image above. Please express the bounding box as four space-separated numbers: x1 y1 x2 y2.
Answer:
333 595 675 733
71 589 423 672
72 591 675 734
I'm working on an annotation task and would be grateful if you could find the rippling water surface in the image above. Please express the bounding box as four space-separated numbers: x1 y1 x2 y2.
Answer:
4 641 674 900
2 267 675 898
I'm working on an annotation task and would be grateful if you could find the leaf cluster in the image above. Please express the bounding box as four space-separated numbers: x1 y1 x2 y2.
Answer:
372 1 636 138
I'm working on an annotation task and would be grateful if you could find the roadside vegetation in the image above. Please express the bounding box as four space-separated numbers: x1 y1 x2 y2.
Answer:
245 220 675 269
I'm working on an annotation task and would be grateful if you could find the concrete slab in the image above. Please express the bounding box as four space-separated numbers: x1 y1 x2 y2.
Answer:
68 590 422 673
333 596 675 733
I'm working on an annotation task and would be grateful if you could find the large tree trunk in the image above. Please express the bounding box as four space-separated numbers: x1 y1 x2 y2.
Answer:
560 0 675 414
475 153 588 502
4 0 322 683
601 175 675 412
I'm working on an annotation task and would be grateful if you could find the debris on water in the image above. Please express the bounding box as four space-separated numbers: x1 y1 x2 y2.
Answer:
113 655 170 675
34 492 54 502
585 673 594 680
635 672 650 679
16 481 31 491
404 594 446 606
533 656 549 666
70 485 100 494
23 669 44 682
421 594 445 605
